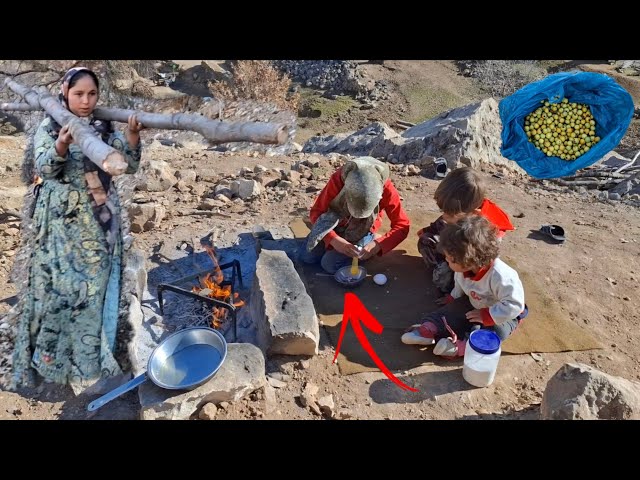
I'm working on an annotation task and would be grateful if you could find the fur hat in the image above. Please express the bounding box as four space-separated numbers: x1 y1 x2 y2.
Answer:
341 157 389 218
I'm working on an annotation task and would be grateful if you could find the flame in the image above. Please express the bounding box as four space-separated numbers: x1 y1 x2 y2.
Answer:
191 246 244 329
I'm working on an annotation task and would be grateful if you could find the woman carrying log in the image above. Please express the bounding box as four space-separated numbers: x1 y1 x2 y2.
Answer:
12 67 144 392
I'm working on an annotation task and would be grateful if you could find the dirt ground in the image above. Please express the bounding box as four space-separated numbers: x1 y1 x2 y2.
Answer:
1 60 639 420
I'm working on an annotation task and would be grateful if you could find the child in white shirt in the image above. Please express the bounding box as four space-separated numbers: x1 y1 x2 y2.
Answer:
402 215 527 358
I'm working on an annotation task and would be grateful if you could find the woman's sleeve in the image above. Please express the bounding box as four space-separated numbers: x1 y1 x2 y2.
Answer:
34 119 68 180
108 130 142 174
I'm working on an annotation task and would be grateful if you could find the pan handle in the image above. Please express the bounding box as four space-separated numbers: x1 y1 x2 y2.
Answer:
87 373 148 412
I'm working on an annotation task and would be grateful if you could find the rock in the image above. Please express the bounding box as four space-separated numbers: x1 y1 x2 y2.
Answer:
541 362 640 420
303 99 524 173
317 394 335 418
231 179 263 200
122 249 147 300
277 180 294 190
175 180 189 192
303 382 319 398
175 169 197 184
140 343 266 420
609 192 622 201
308 401 322 416
609 171 640 198
595 150 633 169
214 184 233 198
263 384 277 415
403 164 421 176
304 122 399 158
266 376 288 389
128 204 166 232
199 403 218 420
247 250 319 356
198 199 226 210
267 372 292 382
337 409 353 420
135 159 178 192
287 170 302 184
298 359 311 370
190 183 206 197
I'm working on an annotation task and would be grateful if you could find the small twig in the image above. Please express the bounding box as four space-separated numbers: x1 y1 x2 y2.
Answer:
559 171 628 180
614 149 640 174
551 178 623 187
182 209 232 218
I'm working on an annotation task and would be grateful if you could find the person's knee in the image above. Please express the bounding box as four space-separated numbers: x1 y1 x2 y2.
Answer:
320 253 339 274
490 325 512 341
418 321 438 338
299 241 323 265
300 250 320 265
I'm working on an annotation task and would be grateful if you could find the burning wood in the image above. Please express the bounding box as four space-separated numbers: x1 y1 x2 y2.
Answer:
192 246 245 329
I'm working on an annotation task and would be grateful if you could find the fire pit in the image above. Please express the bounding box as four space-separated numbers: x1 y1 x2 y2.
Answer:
157 246 245 339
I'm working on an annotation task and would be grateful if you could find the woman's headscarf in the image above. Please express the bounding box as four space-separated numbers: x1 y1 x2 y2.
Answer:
56 66 112 137
59 66 92 106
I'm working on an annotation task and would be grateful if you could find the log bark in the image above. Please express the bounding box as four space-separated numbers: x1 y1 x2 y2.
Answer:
5 78 128 176
92 106 289 145
2 86 290 146
0 102 38 111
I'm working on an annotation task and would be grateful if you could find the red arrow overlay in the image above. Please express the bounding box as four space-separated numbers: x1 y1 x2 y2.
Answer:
333 292 418 392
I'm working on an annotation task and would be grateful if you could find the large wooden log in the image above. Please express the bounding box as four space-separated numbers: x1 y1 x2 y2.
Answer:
3 85 290 145
92 106 289 145
1 100 289 145
5 78 128 175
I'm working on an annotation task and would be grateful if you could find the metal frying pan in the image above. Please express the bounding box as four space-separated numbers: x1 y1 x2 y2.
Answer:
87 327 227 412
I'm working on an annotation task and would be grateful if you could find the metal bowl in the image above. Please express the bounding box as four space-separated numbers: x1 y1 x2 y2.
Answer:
334 265 367 288
148 327 228 390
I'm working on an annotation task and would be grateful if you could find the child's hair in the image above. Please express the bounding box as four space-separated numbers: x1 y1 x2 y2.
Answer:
438 215 499 269
433 166 486 215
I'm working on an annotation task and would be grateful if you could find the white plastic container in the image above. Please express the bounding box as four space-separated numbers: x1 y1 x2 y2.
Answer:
462 330 502 387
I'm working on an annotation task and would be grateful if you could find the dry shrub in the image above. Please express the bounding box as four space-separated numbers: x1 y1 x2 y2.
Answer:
209 60 299 111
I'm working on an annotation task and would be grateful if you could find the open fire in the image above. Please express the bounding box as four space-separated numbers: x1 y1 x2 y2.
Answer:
157 245 245 338
192 246 245 329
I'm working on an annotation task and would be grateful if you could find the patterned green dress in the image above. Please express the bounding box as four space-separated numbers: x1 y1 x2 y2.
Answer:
12 116 141 390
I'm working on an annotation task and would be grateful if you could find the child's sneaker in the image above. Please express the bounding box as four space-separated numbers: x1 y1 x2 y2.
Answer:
433 337 460 357
401 330 435 346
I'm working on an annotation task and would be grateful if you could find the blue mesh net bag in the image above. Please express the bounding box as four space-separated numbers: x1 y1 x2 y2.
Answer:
499 71 634 179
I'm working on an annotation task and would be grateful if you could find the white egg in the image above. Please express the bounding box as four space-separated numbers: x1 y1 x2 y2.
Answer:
373 273 387 286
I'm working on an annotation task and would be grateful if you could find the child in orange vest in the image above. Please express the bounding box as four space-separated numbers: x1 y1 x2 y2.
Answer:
417 167 514 293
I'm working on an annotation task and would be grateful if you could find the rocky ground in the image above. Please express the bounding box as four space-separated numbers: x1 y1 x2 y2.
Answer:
0 60 639 420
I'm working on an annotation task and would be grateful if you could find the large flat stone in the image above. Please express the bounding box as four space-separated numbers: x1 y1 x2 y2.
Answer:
139 343 265 420
250 249 319 356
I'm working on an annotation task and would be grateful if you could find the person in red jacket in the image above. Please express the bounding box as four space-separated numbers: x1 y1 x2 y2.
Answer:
417 166 514 293
301 156 410 274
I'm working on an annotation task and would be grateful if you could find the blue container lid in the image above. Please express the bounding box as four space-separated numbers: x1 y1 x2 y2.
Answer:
469 330 501 355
